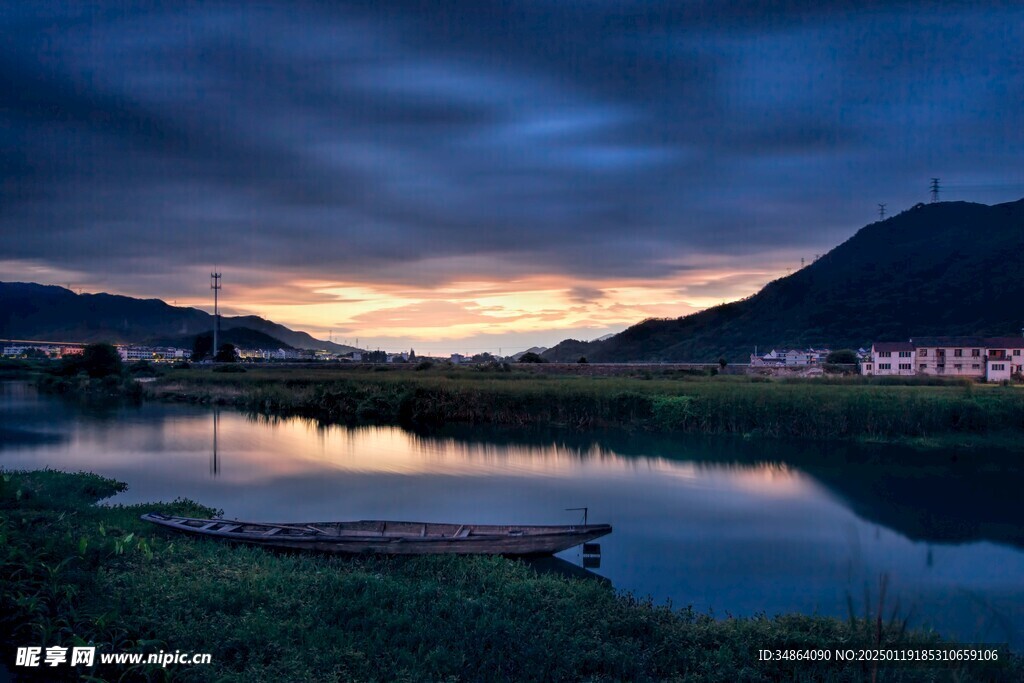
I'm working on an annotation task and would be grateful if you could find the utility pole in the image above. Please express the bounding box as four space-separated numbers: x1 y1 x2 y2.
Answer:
930 178 940 203
211 271 222 359
878 203 886 220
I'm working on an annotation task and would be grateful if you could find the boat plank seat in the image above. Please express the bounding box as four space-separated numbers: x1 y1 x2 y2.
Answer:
199 522 219 531
218 524 240 533
263 527 282 536
454 525 471 538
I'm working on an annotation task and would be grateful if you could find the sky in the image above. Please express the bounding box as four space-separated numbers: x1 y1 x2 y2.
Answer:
2 1 1024 354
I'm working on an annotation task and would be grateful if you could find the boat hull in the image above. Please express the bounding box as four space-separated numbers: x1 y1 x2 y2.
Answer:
141 514 611 556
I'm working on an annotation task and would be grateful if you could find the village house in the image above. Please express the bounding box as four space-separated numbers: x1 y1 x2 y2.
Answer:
749 348 830 367
861 336 1024 381
862 341 915 376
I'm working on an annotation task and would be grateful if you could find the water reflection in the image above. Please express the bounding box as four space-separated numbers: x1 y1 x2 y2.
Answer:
211 409 220 477
1 382 1022 648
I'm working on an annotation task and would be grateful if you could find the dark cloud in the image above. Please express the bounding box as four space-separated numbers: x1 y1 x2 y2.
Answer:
1 0 1023 297
567 286 605 304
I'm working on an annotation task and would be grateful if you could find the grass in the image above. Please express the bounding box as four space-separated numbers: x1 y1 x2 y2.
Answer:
2 470 1018 682
139 365 1024 446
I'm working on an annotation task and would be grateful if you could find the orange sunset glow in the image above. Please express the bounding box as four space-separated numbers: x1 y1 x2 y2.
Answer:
167 264 789 354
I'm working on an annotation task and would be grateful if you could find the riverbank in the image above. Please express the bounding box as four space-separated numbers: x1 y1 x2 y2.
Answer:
136 365 1024 446
2 469 1018 682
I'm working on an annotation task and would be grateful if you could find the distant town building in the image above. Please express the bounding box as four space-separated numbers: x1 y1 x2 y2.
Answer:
3 342 87 359
116 346 191 362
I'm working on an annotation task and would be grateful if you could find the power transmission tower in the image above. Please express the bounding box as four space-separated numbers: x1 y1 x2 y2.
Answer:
878 203 886 220
211 271 222 358
930 178 940 203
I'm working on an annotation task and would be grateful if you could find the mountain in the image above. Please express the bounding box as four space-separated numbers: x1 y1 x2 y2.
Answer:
213 315 356 353
149 328 294 351
509 346 548 361
544 198 1024 362
0 283 361 353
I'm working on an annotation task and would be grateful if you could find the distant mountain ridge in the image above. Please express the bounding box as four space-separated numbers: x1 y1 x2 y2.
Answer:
509 346 548 361
149 328 295 352
0 282 360 353
544 198 1024 362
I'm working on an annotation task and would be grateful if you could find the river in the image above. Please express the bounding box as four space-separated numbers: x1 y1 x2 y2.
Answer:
2 381 1021 647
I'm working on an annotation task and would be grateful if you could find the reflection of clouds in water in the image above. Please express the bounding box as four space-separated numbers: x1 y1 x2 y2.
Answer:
209 414 822 499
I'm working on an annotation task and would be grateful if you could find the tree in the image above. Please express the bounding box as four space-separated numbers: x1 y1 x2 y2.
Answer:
826 349 859 365
577 356 588 364
192 333 213 361
518 352 546 363
214 343 239 363
718 357 728 369
74 343 123 378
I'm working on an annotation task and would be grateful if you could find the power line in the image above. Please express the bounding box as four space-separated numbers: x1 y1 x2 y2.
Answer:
930 178 940 203
878 203 886 220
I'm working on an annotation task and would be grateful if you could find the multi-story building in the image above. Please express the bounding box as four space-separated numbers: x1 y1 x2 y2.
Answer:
913 337 1023 380
116 346 191 362
862 342 915 376
862 336 1024 381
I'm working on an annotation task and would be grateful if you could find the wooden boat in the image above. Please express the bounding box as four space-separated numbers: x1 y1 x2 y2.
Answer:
141 513 611 556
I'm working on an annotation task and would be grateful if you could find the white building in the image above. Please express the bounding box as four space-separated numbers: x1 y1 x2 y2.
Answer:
862 342 915 376
750 348 830 367
862 336 1024 381
913 336 1023 380
116 346 191 362
749 350 784 367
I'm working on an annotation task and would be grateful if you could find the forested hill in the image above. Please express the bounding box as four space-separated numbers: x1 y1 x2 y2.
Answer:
544 198 1024 362
0 282 359 353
